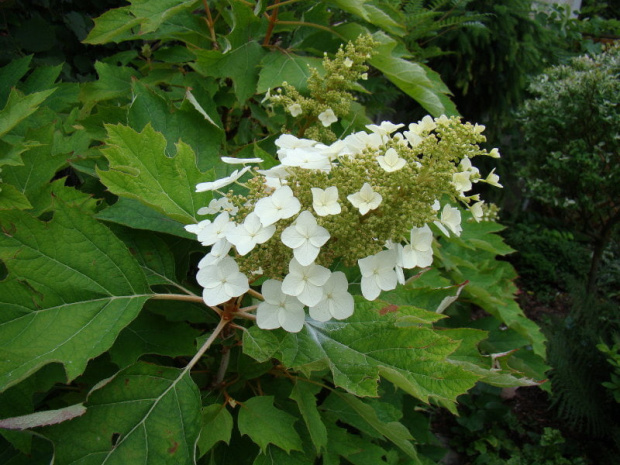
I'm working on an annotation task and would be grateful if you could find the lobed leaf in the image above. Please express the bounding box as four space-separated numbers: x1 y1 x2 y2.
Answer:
237 396 303 454
0 203 150 391
244 298 481 407
40 362 202 465
97 123 209 224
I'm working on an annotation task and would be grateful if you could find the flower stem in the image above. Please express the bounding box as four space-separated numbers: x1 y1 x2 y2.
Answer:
183 318 229 374
263 0 280 47
247 288 264 300
150 293 204 304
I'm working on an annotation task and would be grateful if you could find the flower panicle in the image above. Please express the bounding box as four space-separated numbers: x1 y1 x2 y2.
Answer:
186 115 502 332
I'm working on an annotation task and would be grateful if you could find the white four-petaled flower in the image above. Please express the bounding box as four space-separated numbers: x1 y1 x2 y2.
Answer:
226 212 276 255
197 256 249 306
254 185 301 226
281 211 330 266
281 258 331 306
311 186 341 216
196 167 251 192
318 108 338 127
309 271 354 322
358 250 398 301
256 279 306 333
347 183 382 215
197 212 234 246
287 103 303 117
401 225 433 269
434 204 462 237
377 148 406 172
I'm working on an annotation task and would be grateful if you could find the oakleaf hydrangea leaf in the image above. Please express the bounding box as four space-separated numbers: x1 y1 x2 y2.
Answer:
98 123 211 224
290 382 328 454
244 298 481 407
0 203 150 391
237 396 303 454
40 362 201 465
197 404 233 456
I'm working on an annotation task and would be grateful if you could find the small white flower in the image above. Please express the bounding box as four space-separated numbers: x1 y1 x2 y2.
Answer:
254 185 301 226
343 57 354 68
361 73 368 80
197 212 235 246
318 108 338 127
434 204 462 237
197 256 249 306
227 212 276 255
287 103 303 117
473 123 486 134
470 201 484 221
484 169 503 188
281 147 332 171
488 148 501 158
281 258 330 307
184 218 211 236
196 167 252 192
198 239 232 268
281 211 330 266
452 171 472 193
309 271 354 322
406 115 436 136
358 250 398 301
311 186 341 216
256 279 306 333
347 183 382 215
197 197 238 216
366 121 404 136
377 148 406 172
220 156 263 165
401 225 433 269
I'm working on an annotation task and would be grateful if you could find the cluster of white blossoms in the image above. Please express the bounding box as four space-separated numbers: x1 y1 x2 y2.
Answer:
186 115 501 333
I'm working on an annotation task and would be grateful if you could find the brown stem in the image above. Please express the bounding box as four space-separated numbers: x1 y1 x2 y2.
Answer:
266 0 301 9
276 20 340 37
263 0 281 47
247 288 264 300
184 318 229 373
150 293 222 316
201 0 218 49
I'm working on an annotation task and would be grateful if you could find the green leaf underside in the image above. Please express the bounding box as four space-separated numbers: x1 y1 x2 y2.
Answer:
237 396 303 454
0 88 56 138
0 203 150 391
40 362 201 465
244 299 481 406
97 123 208 224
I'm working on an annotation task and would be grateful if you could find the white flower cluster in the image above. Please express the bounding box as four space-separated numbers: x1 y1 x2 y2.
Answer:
186 116 501 333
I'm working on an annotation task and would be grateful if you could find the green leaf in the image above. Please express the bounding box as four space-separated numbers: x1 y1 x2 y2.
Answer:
244 299 480 407
1 125 69 215
40 362 202 464
256 52 324 94
0 88 56 138
0 203 150 391
108 311 200 368
79 62 138 104
83 6 142 44
323 421 393 465
96 198 195 239
325 392 420 463
329 0 405 36
97 123 209 224
129 0 199 34
197 404 233 456
252 446 315 465
127 80 223 170
193 41 266 103
237 396 303 453
290 382 328 454
0 185 32 211
0 56 32 106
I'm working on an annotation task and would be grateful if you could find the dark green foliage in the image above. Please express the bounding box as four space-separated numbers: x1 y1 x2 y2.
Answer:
0 0 132 80
443 384 590 465
502 222 590 301
544 289 620 461
517 45 620 293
